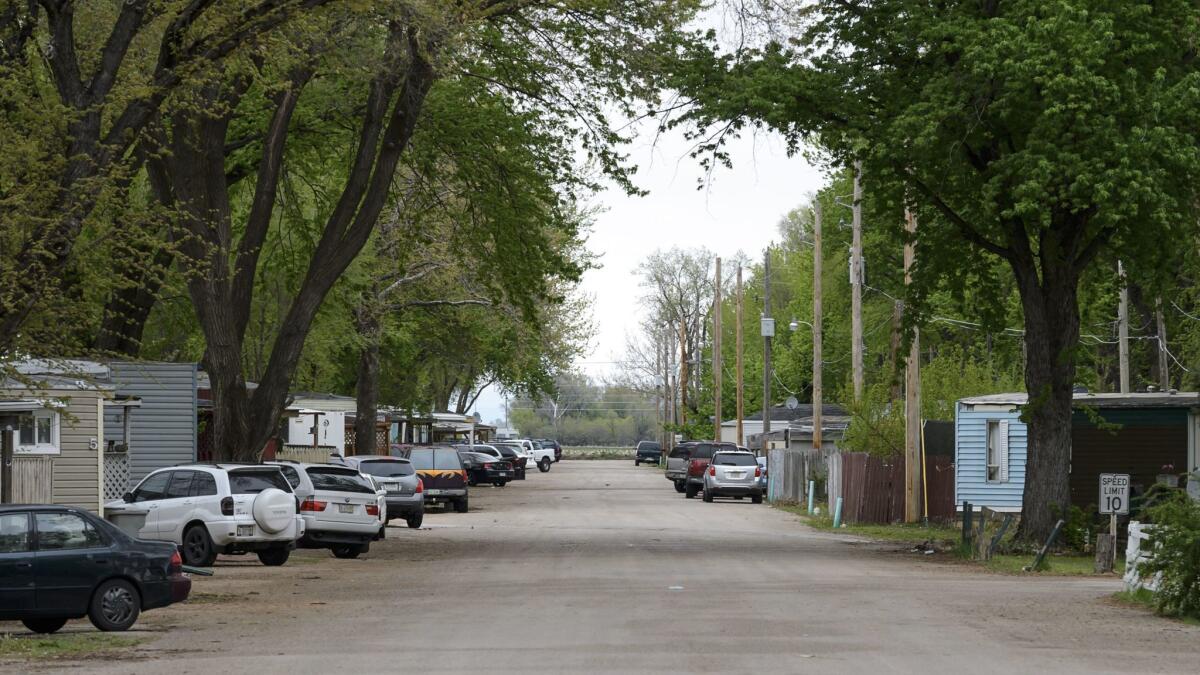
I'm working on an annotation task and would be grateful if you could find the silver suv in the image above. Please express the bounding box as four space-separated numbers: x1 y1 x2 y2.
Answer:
335 456 424 529
268 462 386 559
702 451 764 503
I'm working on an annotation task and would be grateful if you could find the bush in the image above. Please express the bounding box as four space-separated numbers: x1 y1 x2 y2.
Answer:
1141 491 1200 619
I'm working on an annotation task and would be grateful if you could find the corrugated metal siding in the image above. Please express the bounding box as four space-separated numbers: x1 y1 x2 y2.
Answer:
53 389 103 512
1070 409 1188 508
955 405 1027 511
106 362 197 483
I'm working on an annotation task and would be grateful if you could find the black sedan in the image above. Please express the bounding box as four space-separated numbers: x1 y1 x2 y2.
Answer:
456 451 515 487
0 504 191 633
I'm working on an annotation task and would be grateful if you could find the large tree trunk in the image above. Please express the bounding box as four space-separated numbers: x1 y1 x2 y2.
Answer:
1011 246 1081 543
95 246 174 356
354 303 382 456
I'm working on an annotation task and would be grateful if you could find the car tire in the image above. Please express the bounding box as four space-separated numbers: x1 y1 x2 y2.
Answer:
406 512 423 529
635 459 641 465
88 579 140 632
181 524 217 567
703 489 714 503
257 546 291 566
331 545 362 559
468 477 478 486
493 480 507 487
674 481 686 493
454 496 469 513
752 495 763 504
734 495 743 500
685 484 698 499
538 458 551 473
22 618 67 634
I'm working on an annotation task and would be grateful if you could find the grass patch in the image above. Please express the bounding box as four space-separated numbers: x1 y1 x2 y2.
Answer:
984 553 1125 576
774 502 959 544
1112 588 1200 626
186 591 243 604
562 447 632 460
0 632 143 660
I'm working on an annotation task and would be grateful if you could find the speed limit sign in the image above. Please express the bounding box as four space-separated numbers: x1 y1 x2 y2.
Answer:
1099 473 1130 515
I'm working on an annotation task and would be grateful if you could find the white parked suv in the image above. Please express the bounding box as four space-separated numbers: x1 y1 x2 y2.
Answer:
105 464 303 567
517 439 554 473
268 461 385 559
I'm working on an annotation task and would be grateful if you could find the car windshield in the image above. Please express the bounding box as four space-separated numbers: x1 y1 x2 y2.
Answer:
713 453 757 466
358 460 414 478
306 468 375 494
691 444 717 459
496 447 517 458
639 442 661 451
433 449 462 470
669 447 691 459
407 448 434 469
229 469 292 494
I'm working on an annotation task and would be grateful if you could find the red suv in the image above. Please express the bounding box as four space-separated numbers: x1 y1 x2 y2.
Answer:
683 442 739 499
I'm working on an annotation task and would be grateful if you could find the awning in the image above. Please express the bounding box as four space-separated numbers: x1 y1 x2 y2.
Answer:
0 399 49 412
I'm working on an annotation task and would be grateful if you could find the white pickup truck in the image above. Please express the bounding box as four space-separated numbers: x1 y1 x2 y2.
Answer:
517 439 554 473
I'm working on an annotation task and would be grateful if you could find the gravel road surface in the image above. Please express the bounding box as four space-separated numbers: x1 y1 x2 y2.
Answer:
7 460 1198 674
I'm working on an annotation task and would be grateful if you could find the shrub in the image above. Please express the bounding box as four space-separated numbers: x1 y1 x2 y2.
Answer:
1141 491 1200 619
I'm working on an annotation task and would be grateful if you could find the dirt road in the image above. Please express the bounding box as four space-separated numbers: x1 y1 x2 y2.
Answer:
10 460 1199 673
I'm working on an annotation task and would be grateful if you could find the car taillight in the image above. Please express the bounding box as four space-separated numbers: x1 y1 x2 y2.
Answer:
220 496 234 516
709 466 715 476
755 466 762 478
416 479 424 494
460 470 468 481
169 550 182 574
299 498 327 512
483 463 493 469
365 504 380 517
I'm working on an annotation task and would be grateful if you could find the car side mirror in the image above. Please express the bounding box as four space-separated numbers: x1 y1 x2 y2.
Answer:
122 491 135 503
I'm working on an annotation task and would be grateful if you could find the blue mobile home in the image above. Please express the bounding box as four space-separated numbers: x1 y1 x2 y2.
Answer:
955 392 1200 513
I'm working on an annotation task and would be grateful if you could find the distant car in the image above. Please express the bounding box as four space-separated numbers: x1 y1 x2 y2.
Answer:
336 456 425 529
536 439 563 462
518 439 554 472
268 462 386 559
634 441 662 465
665 444 694 492
490 442 530 479
456 449 515 486
683 442 740 499
0 504 191 633
702 450 764 503
405 446 470 512
104 464 302 567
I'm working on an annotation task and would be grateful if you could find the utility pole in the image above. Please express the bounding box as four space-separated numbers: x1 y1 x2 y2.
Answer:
713 257 723 442
678 321 689 427
850 161 865 401
903 208 921 523
762 249 773 452
656 332 663 447
1 426 13 504
1157 297 1170 389
813 201 824 453
736 266 745 447
1118 261 1130 393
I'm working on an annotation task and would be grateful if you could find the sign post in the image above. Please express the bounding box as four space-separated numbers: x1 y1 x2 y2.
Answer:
1098 473 1130 571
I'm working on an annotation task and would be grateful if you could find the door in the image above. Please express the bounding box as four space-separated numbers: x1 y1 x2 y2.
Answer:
126 470 172 538
33 511 110 615
0 512 35 613
155 470 196 541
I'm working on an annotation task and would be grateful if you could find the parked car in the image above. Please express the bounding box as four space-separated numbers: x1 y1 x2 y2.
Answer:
268 462 385 559
756 456 768 495
665 444 694 492
702 450 764 503
336 456 425 529
536 438 563 462
491 442 530 479
104 464 302 567
0 504 191 633
683 442 740 499
456 449 515 486
634 440 662 465
518 439 554 472
404 446 470 512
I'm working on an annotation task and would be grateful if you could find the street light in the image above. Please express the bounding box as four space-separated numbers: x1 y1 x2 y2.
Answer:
789 318 813 331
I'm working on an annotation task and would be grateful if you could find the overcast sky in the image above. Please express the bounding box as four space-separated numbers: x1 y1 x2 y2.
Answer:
471 123 826 426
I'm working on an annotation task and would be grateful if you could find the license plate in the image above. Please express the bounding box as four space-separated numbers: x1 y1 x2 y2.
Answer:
498 471 511 477
237 525 254 537
338 504 355 514
729 472 745 479
384 483 399 491
427 489 442 495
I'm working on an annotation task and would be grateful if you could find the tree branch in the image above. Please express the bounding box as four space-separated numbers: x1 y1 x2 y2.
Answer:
904 171 1013 259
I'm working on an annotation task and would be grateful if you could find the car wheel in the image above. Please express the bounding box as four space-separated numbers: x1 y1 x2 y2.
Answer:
752 494 763 504
685 484 698 499
674 481 686 493
454 496 469 513
331 545 362 559
21 618 67 634
257 546 291 566
703 489 714 503
734 495 744 500
635 459 641 465
468 477 478 486
88 579 140 632
406 512 423 529
538 458 551 473
493 480 507 487
181 524 217 567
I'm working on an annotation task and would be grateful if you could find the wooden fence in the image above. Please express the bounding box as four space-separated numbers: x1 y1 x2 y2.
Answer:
0 456 53 503
277 445 338 464
826 451 957 525
767 449 825 503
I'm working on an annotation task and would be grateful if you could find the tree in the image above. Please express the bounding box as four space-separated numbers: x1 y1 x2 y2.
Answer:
671 0 1200 541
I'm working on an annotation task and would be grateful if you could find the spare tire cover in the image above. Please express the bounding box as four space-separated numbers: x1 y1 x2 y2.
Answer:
253 488 295 534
